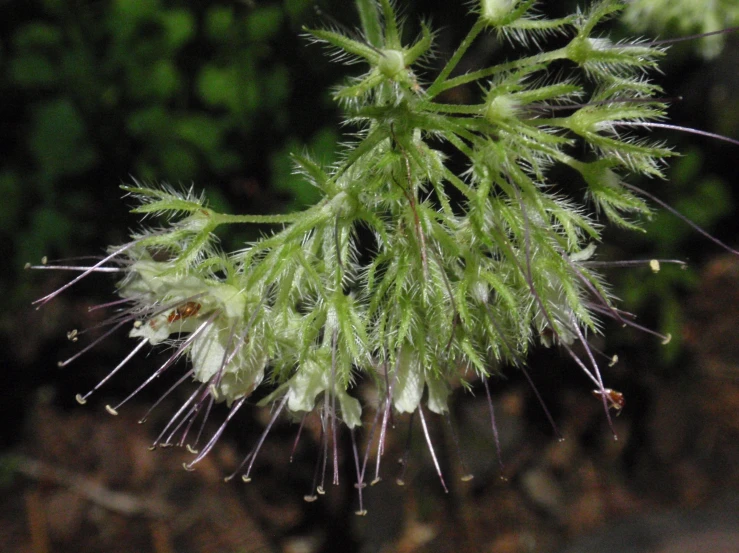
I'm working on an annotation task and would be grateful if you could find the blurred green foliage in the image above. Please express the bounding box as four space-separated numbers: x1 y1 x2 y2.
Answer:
1 0 339 306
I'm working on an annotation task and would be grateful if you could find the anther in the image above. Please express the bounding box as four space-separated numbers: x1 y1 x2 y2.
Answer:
183 463 195 472
304 495 318 502
650 259 660 273
75 394 87 405
105 405 118 415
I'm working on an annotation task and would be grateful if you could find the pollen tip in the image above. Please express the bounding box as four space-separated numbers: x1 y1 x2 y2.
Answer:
242 475 252 483
186 445 199 454
649 259 660 273
138 418 147 424
57 361 64 367
396 479 405 486
609 355 619 367
24 262 31 270
557 437 565 443
41 256 48 265
105 405 119 416
661 333 672 345
316 486 325 495
183 463 195 472
355 510 368 516
75 394 87 405
160 443 173 449
499 475 509 482
461 474 474 482
148 445 156 451
304 495 318 502
370 477 382 486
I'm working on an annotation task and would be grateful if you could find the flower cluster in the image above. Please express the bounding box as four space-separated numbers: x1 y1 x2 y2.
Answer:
31 0 737 513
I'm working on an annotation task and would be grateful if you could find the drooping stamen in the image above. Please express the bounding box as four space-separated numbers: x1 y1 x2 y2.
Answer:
290 413 308 463
87 295 144 313
330 329 340 486
185 396 247 471
374 351 401 484
482 377 505 475
241 393 289 482
618 180 739 256
58 319 131 368
587 302 672 344
350 428 367 516
168 382 212 448
32 241 139 308
559 250 629 328
444 411 473 481
318 402 329 494
358 395 383 488
635 26 739 48
225 452 253 483
396 413 414 486
417 406 448 493
483 302 562 439
569 316 616 439
373 391 392 485
615 121 739 149
188 391 216 452
26 264 124 273
75 338 148 405
582 258 687 269
148 378 204 447
106 311 219 414
304 418 324 501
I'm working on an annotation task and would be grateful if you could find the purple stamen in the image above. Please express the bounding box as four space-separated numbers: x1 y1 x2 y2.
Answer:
185 396 247 470
32 241 138 308
483 377 505 475
417 406 448 493
75 338 148 405
241 393 289 482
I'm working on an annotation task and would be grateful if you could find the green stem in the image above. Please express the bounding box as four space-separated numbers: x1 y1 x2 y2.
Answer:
428 19 486 98
211 211 314 226
429 47 569 99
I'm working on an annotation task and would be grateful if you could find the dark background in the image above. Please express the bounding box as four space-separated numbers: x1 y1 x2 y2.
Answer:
2 1 738 552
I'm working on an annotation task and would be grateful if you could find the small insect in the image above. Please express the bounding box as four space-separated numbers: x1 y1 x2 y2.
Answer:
592 388 625 413
167 301 202 324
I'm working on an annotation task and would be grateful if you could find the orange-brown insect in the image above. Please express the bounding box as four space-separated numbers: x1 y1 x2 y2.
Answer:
592 388 625 412
167 301 202 324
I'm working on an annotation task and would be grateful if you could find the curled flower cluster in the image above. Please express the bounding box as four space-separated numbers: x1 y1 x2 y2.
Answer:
31 0 738 513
